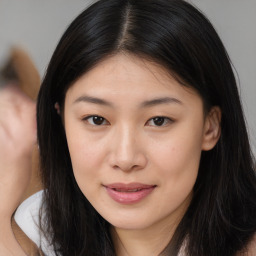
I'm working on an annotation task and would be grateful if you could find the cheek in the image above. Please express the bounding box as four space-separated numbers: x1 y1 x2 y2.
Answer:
66 121 104 164
65 128 106 193
150 125 203 190
69 141 102 168
147 135 202 218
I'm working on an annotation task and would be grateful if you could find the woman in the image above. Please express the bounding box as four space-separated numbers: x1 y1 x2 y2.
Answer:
3 0 256 255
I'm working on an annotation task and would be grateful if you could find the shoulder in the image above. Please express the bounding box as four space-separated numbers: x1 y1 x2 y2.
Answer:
14 190 44 247
14 190 55 256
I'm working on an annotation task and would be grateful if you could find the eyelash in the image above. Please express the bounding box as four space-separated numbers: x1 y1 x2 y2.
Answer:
82 115 174 127
82 115 109 126
146 116 174 127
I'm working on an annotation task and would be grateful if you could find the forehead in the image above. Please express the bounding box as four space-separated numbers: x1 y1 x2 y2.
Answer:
65 53 200 105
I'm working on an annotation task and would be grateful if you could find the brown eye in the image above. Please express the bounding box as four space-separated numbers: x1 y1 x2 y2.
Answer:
84 115 108 126
152 117 165 126
147 116 173 127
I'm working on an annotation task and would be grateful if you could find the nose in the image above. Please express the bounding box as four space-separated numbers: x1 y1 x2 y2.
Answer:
108 126 147 172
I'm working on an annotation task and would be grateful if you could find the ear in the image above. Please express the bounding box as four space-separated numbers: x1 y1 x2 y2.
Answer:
201 106 221 151
54 102 61 115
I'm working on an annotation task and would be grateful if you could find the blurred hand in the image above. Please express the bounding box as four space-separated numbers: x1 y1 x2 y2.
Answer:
0 83 36 219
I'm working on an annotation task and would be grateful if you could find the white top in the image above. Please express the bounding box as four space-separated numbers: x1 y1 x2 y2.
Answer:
14 190 55 256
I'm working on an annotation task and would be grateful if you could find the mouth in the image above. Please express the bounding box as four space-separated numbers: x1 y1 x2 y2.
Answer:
112 188 144 192
104 183 157 204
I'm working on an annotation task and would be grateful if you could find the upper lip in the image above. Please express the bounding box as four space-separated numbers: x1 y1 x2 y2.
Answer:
104 183 156 190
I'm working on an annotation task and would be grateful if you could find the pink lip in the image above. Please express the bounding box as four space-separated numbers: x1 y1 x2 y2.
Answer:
104 183 156 204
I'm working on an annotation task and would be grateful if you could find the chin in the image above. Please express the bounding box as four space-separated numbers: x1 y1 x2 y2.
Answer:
103 213 158 231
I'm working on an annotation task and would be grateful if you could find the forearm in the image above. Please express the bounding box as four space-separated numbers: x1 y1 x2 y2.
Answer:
0 218 26 256
0 83 37 256
0 157 32 218
0 159 32 256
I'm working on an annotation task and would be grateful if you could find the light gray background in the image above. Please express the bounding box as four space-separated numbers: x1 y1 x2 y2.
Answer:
0 0 255 154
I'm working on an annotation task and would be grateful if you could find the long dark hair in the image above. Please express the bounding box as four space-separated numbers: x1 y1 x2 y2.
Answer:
37 0 256 255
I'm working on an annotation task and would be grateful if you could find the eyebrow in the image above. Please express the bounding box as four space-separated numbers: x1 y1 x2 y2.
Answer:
73 95 113 107
73 95 182 108
140 97 183 108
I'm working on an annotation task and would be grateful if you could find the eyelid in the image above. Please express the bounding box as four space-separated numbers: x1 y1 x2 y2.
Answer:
82 115 110 126
81 115 174 127
146 116 174 127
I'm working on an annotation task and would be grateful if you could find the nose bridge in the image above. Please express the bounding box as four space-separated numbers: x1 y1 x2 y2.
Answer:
111 123 146 171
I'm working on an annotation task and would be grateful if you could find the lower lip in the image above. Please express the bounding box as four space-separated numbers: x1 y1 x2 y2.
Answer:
105 186 156 204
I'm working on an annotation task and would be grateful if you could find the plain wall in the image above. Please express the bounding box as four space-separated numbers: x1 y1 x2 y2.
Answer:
0 0 255 154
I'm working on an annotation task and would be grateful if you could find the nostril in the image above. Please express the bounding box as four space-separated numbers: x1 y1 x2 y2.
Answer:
113 165 120 170
113 163 144 172
131 165 139 171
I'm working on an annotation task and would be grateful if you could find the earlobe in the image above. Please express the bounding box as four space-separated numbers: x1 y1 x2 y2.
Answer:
54 102 65 125
202 106 221 151
54 102 61 115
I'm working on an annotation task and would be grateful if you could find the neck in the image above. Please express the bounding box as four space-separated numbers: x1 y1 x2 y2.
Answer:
111 198 190 256
112 223 175 256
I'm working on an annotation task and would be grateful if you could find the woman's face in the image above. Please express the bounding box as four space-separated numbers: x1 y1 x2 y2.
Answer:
64 54 219 232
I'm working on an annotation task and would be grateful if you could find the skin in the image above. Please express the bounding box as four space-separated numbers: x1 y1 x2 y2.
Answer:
0 54 254 255
0 84 36 256
64 54 221 256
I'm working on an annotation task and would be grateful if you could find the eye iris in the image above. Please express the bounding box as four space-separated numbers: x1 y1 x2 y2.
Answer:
93 116 104 125
153 117 165 126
